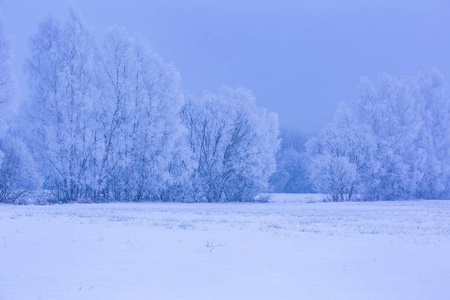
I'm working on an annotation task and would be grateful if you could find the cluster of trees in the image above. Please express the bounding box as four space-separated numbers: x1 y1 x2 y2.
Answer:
182 88 279 202
1 8 449 204
308 71 450 201
0 9 279 203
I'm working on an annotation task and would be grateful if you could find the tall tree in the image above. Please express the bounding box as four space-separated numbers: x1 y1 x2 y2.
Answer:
0 18 41 203
96 27 190 201
26 8 99 202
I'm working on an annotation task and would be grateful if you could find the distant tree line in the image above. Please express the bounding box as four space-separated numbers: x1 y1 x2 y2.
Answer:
269 129 313 194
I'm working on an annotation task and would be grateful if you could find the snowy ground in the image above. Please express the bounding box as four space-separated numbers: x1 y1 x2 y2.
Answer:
1 195 450 300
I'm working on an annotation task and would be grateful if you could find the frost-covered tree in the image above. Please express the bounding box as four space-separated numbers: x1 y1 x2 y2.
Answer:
26 8 99 202
354 75 421 200
95 26 190 201
407 72 450 199
353 72 450 200
307 103 374 201
0 18 41 203
309 71 450 201
26 9 191 203
182 87 279 202
309 153 357 201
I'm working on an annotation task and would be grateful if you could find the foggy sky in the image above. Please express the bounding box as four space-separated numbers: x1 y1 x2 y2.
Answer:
1 0 449 133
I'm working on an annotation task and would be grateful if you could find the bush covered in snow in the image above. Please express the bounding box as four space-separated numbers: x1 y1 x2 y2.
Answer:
0 137 41 203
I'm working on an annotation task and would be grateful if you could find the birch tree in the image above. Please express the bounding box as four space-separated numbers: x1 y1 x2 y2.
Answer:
26 8 99 202
96 27 190 201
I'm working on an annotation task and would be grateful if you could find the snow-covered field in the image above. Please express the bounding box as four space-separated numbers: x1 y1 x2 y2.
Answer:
1 196 450 300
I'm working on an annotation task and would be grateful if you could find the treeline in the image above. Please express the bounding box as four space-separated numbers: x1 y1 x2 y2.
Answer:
0 8 279 203
272 71 450 201
1 8 449 203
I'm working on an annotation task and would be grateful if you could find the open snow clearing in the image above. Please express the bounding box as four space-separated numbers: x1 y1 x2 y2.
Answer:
1 198 449 300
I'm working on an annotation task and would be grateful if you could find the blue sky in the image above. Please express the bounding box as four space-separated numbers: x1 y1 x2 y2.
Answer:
1 0 449 133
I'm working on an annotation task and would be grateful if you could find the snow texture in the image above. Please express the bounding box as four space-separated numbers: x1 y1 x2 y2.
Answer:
1 195 449 300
